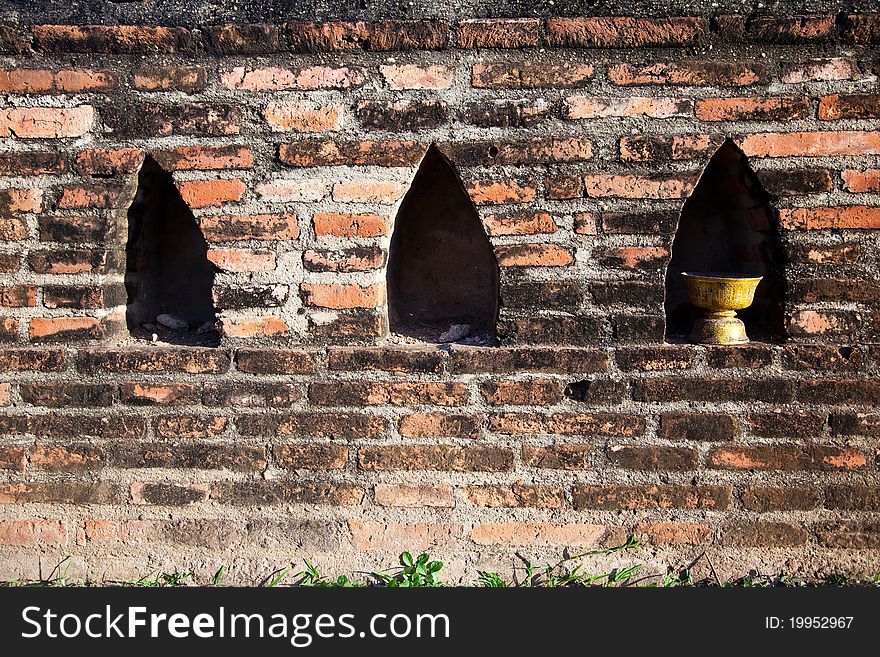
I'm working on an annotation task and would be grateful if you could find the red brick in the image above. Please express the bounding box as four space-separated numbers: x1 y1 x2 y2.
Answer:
842 169 880 193
103 103 240 137
358 445 514 471
328 347 443 373
132 66 208 92
273 444 348 470
313 212 388 237
456 18 541 48
574 212 598 235
20 382 115 407
30 444 104 471
545 176 583 199
522 444 591 469
235 349 317 375
380 64 454 89
818 94 880 120
207 248 276 272
780 58 863 83
472 62 594 88
300 283 384 309
661 413 738 441
471 523 624 547
221 317 289 338
201 213 298 241
547 17 707 47
33 25 193 54
221 65 363 90
155 416 227 439
574 485 731 510
331 180 406 204
466 179 537 205
742 486 822 511
120 382 198 405
74 148 143 176
607 445 697 470
491 412 644 437
310 381 468 407
696 96 810 121
0 151 66 175
203 23 282 54
465 485 565 509
480 379 562 405
0 349 66 371
177 179 245 208
708 445 866 470
635 522 714 545
0 106 93 138
780 206 880 230
348 520 463 551
495 244 574 267
375 484 454 507
565 96 692 119
0 519 67 547
619 134 724 162
29 317 104 342
154 145 253 171
598 246 669 270
303 248 384 273
0 285 35 307
0 68 117 93
722 522 808 547
263 101 343 132
608 61 766 86
583 173 698 198
279 140 424 168
0 446 26 471
398 413 480 439
449 346 608 374
76 349 230 374
742 131 880 157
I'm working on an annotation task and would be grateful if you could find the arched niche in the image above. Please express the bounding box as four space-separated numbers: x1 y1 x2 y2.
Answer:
664 139 787 343
125 156 219 346
387 145 499 344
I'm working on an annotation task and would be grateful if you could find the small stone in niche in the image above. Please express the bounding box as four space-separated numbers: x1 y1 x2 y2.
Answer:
438 323 470 343
197 320 217 334
156 313 189 330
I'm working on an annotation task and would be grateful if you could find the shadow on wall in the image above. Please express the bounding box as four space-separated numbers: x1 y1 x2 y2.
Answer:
387 144 499 345
665 139 787 343
125 156 219 347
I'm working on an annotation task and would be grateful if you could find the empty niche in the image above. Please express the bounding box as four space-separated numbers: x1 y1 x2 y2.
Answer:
664 139 787 342
125 156 219 346
387 145 499 344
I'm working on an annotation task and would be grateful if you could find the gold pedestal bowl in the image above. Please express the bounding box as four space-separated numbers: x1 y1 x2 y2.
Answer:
681 272 763 345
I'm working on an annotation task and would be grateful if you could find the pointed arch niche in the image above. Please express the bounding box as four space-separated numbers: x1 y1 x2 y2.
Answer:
386 145 499 344
125 156 219 346
664 139 787 343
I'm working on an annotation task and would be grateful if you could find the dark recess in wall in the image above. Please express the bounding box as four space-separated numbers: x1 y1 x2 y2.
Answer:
387 145 499 344
125 156 219 346
665 139 787 343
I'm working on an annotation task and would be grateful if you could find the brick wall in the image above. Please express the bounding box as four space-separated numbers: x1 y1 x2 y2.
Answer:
0 15 879 582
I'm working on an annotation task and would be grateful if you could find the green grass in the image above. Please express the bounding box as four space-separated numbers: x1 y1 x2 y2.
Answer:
2 544 878 588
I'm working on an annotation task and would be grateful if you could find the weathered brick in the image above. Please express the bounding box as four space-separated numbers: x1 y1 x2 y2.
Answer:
331 180 406 204
608 61 767 86
780 58 862 83
0 446 26 471
565 96 692 119
545 176 583 199
797 379 880 405
563 379 627 404
155 415 227 439
380 64 454 89
633 378 793 403
705 344 775 368
842 169 880 193
310 381 468 407
742 486 822 511
602 211 678 234
221 65 363 90
547 17 706 47
472 62 594 88
0 106 94 138
279 141 424 167
491 412 644 437
500 317 608 346
597 246 669 270
30 444 104 470
235 349 316 375
746 412 827 438
696 96 810 121
58 183 125 209
358 445 514 472
722 522 808 547
456 18 541 48
661 413 738 441
824 486 880 511
300 283 384 309
213 285 289 309
742 132 880 158
21 382 115 407
480 379 562 405
815 522 880 549
33 25 194 54
273 444 348 470
348 520 463 551
207 248 276 272
742 15 835 44
200 213 298 241
607 445 697 470
39 216 110 244
583 172 698 198
103 101 237 137
132 66 208 92
449 346 608 374
203 382 300 407
355 99 448 130
495 244 573 267
0 349 66 372
465 178 537 205
0 414 145 439
708 445 866 470
0 483 120 505
818 94 880 120
398 413 480 439
177 179 245 208
76 348 230 374
0 68 117 93
264 100 343 132
213 481 364 506
471 523 625 547
0 519 67 547
236 413 387 440
303 248 385 273
592 281 665 307
111 443 265 471
574 485 731 510
0 151 66 175
313 212 388 237
130 483 209 506
203 23 281 54
308 312 383 341
29 317 106 342
522 444 591 469
375 484 455 508
465 485 564 509
327 347 443 373
759 168 834 195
